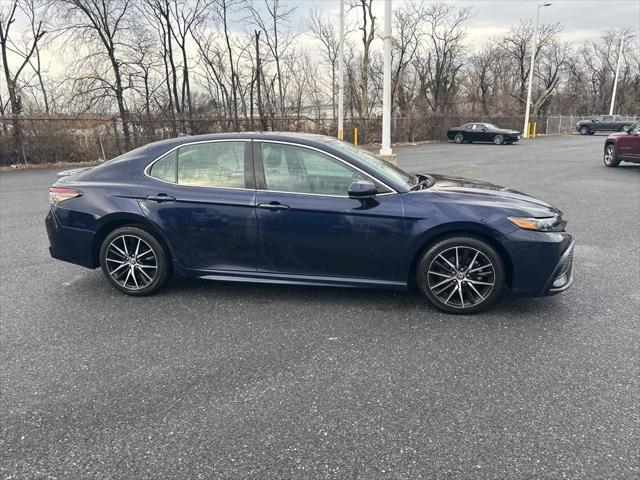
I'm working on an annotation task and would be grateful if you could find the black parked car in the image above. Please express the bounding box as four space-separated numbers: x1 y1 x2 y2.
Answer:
576 115 633 135
447 123 521 145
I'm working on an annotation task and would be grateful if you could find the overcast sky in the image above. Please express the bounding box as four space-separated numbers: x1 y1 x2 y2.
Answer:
1 0 638 79
302 0 640 45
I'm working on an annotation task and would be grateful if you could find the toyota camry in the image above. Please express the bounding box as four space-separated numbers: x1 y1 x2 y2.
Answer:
46 133 574 314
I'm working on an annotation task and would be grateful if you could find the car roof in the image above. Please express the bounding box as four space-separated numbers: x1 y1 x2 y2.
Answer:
145 131 337 150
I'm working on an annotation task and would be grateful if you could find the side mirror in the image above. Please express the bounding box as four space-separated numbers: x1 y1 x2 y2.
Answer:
623 125 630 132
481 127 486 132
348 180 377 200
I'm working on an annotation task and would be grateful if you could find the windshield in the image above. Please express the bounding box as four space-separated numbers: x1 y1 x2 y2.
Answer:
628 121 640 133
484 123 498 129
330 140 417 188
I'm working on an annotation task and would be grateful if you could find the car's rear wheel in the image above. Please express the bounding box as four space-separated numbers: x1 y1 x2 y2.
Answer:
454 133 464 144
493 134 504 145
417 236 505 314
603 144 620 167
579 126 590 135
100 226 170 296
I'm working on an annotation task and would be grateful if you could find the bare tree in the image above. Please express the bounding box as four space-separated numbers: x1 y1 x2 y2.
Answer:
56 0 134 150
496 21 563 112
414 3 473 113
249 0 297 118
0 0 46 162
309 7 340 120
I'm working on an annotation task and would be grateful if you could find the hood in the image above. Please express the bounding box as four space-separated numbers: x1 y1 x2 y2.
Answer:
607 131 629 139
424 173 560 216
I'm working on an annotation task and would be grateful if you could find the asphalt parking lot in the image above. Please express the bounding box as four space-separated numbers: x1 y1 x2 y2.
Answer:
1 134 639 479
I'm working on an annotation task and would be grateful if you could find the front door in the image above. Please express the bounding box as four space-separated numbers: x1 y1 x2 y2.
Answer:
138 140 258 272
617 124 640 160
254 142 405 281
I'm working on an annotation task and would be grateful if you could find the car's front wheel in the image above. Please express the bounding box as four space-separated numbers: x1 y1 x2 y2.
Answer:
99 226 170 296
579 126 590 135
417 236 505 314
493 134 504 145
603 144 620 167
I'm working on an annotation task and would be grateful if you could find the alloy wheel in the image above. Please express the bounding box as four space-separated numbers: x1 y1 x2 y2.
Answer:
105 234 158 291
603 145 619 167
493 134 504 145
426 246 495 309
454 133 464 144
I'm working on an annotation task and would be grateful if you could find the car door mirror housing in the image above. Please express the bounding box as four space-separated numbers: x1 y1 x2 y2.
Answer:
348 180 377 199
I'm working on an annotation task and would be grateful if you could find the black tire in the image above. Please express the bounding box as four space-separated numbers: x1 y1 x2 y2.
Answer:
603 144 620 167
493 134 505 145
454 133 464 144
579 126 590 135
416 236 505 314
99 226 170 296
588 131 595 135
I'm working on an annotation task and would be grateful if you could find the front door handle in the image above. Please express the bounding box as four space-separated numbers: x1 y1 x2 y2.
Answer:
146 194 176 203
257 201 289 211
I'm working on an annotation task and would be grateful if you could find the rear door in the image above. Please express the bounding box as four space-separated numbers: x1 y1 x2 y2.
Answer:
254 141 405 281
138 140 258 272
600 116 614 131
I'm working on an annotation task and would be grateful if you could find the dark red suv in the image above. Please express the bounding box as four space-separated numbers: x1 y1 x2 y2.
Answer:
603 121 640 167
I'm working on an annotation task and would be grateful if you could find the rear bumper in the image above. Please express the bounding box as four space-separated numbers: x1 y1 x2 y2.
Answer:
500 230 574 297
46 207 96 268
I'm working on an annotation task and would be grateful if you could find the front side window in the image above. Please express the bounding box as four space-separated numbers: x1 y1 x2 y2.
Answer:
177 142 245 188
261 143 371 196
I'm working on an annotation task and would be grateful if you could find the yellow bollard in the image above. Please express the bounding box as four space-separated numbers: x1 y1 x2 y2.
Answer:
338 129 343 141
528 122 532 138
533 122 537 138
354 127 358 146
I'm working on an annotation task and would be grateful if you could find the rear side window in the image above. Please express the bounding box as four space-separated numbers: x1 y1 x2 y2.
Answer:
149 150 177 183
148 141 246 188
178 142 245 188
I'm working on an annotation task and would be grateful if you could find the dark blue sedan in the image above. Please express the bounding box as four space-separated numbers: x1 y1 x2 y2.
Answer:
46 133 574 314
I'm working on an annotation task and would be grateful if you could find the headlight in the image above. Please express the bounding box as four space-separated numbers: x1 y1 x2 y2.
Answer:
508 216 566 232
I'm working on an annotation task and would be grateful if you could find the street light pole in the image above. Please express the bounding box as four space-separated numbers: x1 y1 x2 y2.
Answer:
380 0 396 163
522 2 551 139
609 34 625 116
338 0 344 140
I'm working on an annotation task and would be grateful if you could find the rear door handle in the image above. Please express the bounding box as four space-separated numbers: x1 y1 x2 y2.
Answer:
146 194 175 203
257 202 289 211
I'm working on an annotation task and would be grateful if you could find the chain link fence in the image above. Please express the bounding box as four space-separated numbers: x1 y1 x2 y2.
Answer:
1 113 638 166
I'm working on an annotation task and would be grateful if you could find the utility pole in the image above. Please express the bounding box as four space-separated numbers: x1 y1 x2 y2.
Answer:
523 2 551 139
338 0 344 140
379 0 396 163
609 34 625 116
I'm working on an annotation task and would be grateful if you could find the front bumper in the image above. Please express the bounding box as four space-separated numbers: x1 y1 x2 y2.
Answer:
500 229 574 297
545 240 575 295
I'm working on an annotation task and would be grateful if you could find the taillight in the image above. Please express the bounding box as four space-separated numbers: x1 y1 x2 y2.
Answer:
49 187 82 204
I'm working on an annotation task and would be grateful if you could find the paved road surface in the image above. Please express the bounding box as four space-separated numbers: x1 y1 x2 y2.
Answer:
1 134 639 479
